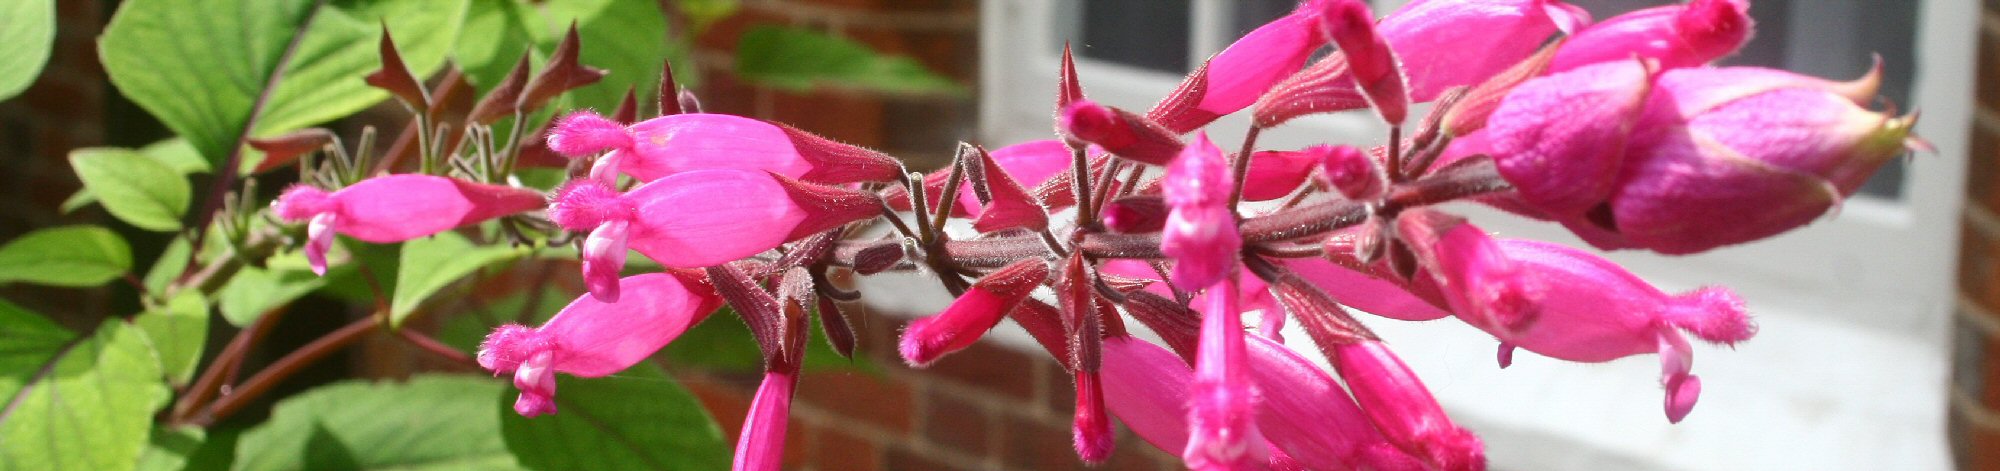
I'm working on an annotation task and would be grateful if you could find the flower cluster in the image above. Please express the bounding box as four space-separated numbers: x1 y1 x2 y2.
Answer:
265 0 1924 469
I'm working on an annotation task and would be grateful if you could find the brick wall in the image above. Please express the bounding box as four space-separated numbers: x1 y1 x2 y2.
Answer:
1952 4 2000 470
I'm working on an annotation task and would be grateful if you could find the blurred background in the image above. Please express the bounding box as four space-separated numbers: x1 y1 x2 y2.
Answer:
0 0 1985 470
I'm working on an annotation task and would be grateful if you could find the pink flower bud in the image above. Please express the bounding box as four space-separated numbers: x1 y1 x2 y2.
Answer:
1549 0 1753 73
1331 341 1484 470
1102 196 1168 234
1151 0 1334 132
1481 239 1755 422
1073 371 1116 464
899 259 1050 366
543 111 900 184
970 143 1051 233
1245 334 1426 470
1394 209 1542 332
1318 145 1386 200
1161 134 1241 289
1486 59 1656 216
1240 147 1328 202
734 371 797 471
1255 0 1589 127
271 175 544 275
479 272 722 416
1060 100 1184 166
1608 66 1918 254
1184 281 1266 470
1321 0 1410 124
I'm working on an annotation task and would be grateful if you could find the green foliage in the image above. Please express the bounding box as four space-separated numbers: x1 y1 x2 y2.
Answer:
100 0 468 171
63 139 210 215
455 0 669 110
134 426 205 471
69 148 193 232
665 307 879 375
0 316 172 471
231 375 526 471
0 225 132 287
0 0 55 100
392 232 530 328
216 251 329 326
133 293 210 386
141 236 194 296
735 25 964 95
456 0 548 90
500 366 729 470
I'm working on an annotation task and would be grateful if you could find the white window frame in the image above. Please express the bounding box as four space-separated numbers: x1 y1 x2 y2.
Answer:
979 0 1976 342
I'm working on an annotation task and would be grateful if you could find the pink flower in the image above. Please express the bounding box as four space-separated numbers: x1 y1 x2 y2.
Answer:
271 175 544 275
546 110 901 184
1393 209 1542 333
1255 0 1589 127
1486 59 1657 217
1060 100 1184 166
1548 0 1753 73
1281 257 1449 322
1184 281 1266 470
1240 146 1330 202
1331 341 1483 470
899 258 1050 366
1161 133 1240 288
1321 0 1410 124
548 170 879 300
1316 144 1385 201
1483 239 1755 422
1150 0 1335 132
733 371 797 471
478 272 723 417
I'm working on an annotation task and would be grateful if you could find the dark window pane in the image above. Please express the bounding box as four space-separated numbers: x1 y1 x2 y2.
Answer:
1230 0 1299 38
1062 0 1192 73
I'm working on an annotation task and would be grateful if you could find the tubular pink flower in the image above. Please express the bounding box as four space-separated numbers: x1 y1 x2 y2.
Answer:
1073 371 1116 464
1161 133 1240 289
1317 144 1385 201
1331 341 1484 470
1321 0 1410 124
1240 146 1329 202
1150 0 1334 132
1479 239 1754 422
733 371 798 471
1395 209 1542 332
1184 281 1266 470
547 170 880 284
1548 0 1753 73
478 272 723 417
543 110 900 184
1255 0 1589 128
1060 100 1184 166
271 175 544 274
1281 257 1449 322
1244 334 1426 470
1102 336 1196 454
1603 66 1918 254
899 258 1050 366
1486 59 1656 217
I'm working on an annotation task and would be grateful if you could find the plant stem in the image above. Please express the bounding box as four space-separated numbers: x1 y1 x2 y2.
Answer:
1069 146 1093 230
192 316 377 427
169 306 287 424
1228 126 1263 215
397 328 478 368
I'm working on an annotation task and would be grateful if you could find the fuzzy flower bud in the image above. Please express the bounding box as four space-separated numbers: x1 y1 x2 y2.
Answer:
544 110 900 184
270 175 544 275
1317 145 1386 200
1331 341 1484 470
1061 100 1185 166
1549 0 1753 73
1149 0 1335 132
899 258 1050 366
1161 133 1241 289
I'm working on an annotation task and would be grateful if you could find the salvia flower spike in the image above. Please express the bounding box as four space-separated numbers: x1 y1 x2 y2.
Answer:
271 175 544 275
479 272 722 417
1184 280 1267 470
547 110 901 184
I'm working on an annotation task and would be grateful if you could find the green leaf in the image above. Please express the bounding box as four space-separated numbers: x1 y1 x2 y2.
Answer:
216 251 329 326
134 426 205 471
0 0 54 100
541 0 670 111
500 365 728 471
391 232 528 328
133 293 210 386
0 318 173 471
100 0 470 171
141 236 194 295
69 148 192 231
673 0 737 34
61 139 212 216
735 25 964 95
232 375 527 471
456 0 545 91
0 225 132 287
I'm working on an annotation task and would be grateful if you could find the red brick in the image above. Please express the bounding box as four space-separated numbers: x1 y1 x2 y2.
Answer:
1958 309 2000 411
882 445 969 470
769 90 885 148
1963 223 2000 314
784 419 818 470
1952 394 2000 471
1982 22 2000 113
815 427 883 471
1972 119 2000 213
686 378 756 441
792 0 883 10
1044 359 1074 416
1000 414 1092 471
797 370 916 434
922 388 993 458
927 341 1039 400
